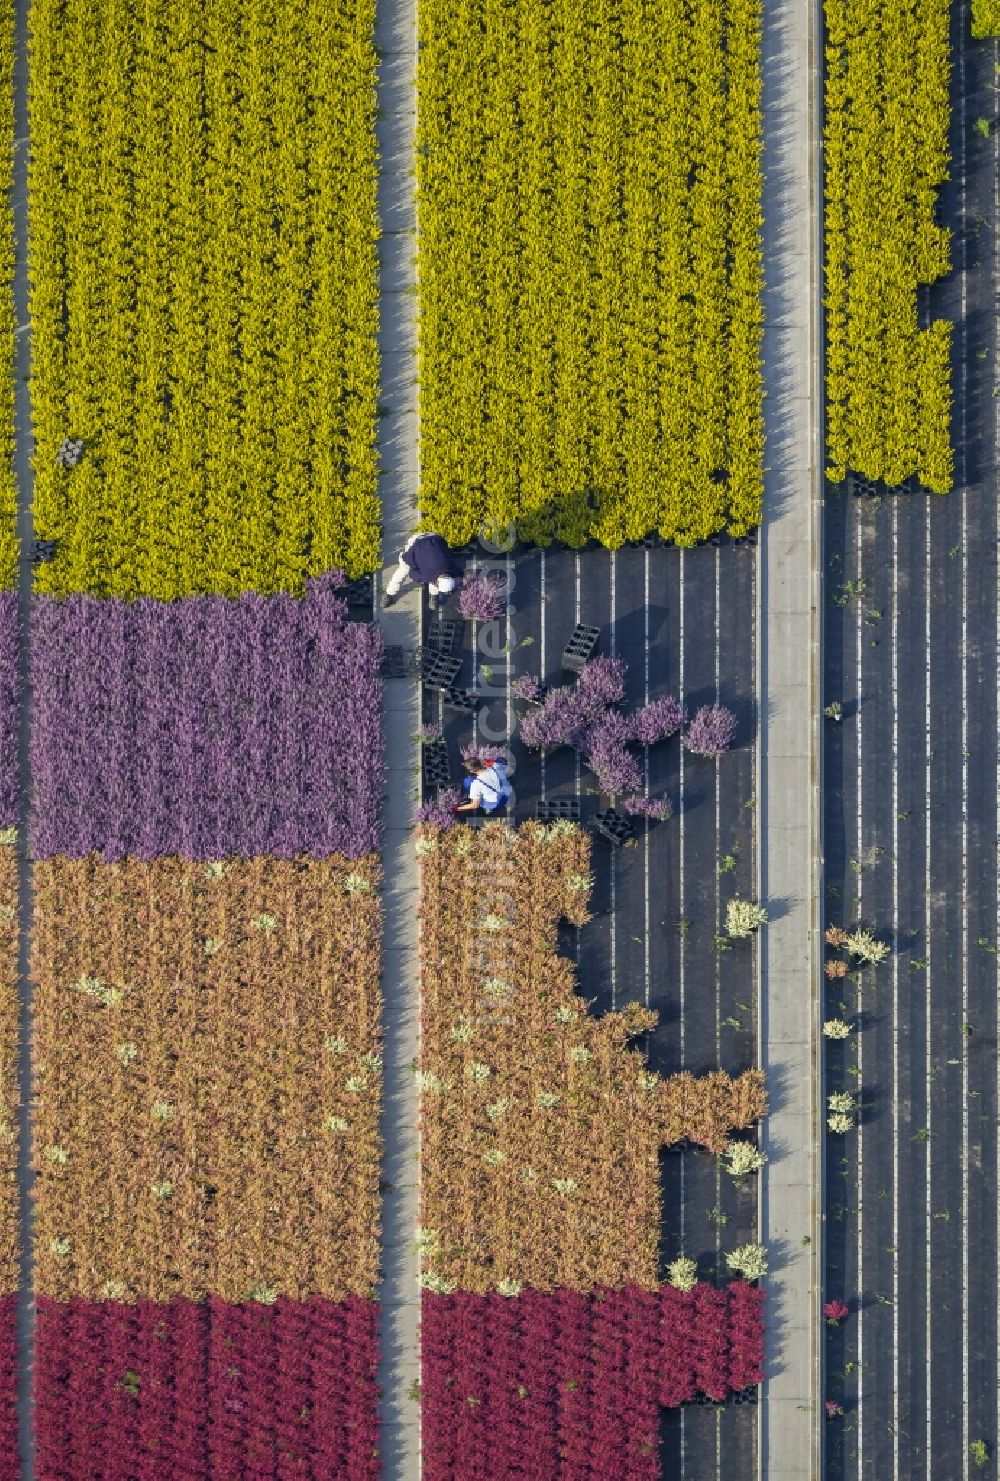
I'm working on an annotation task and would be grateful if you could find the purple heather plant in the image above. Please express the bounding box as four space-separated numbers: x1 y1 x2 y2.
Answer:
511 674 541 702
416 722 443 744
0 592 16 828
30 574 385 860
457 571 507 623
621 793 673 820
585 711 643 797
459 742 510 766
519 684 594 751
576 655 626 705
415 788 462 829
631 696 687 746
683 704 737 756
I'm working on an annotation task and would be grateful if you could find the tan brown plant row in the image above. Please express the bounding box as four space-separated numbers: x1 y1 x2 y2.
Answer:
0 844 15 1295
32 854 382 1303
418 822 766 1294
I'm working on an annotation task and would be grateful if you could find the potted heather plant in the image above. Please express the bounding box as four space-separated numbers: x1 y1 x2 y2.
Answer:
457 570 507 623
683 704 737 756
511 673 548 710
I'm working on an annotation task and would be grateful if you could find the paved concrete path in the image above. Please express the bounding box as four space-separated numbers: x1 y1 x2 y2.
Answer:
757 0 823 1476
374 0 422 1475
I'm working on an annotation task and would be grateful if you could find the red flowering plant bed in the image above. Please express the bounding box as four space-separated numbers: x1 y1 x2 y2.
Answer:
421 1284 765 1481
35 1294 379 1479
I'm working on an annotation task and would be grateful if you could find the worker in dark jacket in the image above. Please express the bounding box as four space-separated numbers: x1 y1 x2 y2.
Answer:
383 532 460 606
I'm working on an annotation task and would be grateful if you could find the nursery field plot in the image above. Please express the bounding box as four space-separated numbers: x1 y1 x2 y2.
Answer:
823 0 953 495
415 821 766 1479
425 541 760 1477
416 0 764 549
28 0 381 595
822 11 999 1475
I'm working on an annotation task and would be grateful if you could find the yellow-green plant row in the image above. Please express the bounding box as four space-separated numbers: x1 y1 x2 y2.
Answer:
416 0 764 549
825 0 953 493
0 0 15 589
29 0 380 597
972 0 1000 34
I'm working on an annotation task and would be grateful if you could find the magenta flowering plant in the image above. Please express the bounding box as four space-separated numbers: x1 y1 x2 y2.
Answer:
631 696 687 746
417 722 443 744
584 711 642 797
823 1299 850 1324
457 571 507 622
621 793 673 820
0 1294 13 1478
576 655 626 705
35 1294 380 1477
30 575 385 860
511 673 541 701
459 743 509 766
422 1280 761 1478
683 704 738 756
519 684 599 751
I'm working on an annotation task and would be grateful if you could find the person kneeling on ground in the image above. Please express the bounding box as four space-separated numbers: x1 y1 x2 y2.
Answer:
383 531 460 606
455 757 513 816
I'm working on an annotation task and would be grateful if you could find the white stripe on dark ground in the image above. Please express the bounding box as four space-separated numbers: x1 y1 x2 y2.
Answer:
679 547 687 1474
540 550 546 798
924 490 933 1478
714 546 722 1278
575 554 581 964
891 496 900 1481
644 549 650 1013
958 24 970 1474
854 508 865 1473
506 549 513 766
610 550 617 1011
994 34 1000 1471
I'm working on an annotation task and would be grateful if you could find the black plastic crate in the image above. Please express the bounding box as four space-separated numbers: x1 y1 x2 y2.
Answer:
850 474 878 499
732 1387 758 1406
422 740 452 789
441 686 478 715
31 538 58 564
562 623 600 674
426 619 461 654
343 574 373 607
592 809 635 847
381 645 421 680
421 650 462 691
535 798 581 823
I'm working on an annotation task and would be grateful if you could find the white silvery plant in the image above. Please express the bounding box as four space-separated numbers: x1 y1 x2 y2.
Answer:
721 1141 767 1177
823 1018 852 1039
846 929 890 964
725 1243 768 1280
725 898 768 938
666 1256 699 1292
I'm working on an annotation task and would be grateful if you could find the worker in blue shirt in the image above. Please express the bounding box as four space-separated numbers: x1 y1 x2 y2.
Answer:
455 757 513 816
383 531 461 607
